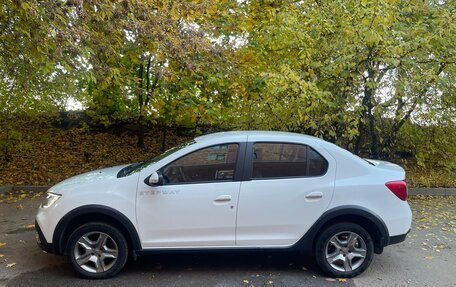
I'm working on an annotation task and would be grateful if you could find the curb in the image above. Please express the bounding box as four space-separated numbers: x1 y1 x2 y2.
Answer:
0 186 50 194
408 188 456 196
0 185 14 194
1 185 456 196
13 186 50 193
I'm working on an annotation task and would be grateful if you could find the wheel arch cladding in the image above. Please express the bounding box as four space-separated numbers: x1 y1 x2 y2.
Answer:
296 206 389 254
52 205 142 255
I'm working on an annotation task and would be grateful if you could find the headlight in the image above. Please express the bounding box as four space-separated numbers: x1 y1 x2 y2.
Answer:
40 192 61 208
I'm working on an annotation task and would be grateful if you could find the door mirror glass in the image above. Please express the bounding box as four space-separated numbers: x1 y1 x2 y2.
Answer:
145 171 163 186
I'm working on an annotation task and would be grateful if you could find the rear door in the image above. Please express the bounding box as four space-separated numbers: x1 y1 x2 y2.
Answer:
236 138 336 246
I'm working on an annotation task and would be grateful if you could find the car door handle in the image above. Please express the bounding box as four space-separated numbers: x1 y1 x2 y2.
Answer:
305 192 323 199
214 195 232 202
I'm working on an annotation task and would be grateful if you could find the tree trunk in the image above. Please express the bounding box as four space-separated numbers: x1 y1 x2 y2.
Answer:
137 63 145 148
355 65 379 158
161 126 167 152
367 93 378 158
353 119 364 155
137 121 145 148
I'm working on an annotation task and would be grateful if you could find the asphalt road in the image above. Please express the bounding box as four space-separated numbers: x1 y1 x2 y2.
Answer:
0 193 454 287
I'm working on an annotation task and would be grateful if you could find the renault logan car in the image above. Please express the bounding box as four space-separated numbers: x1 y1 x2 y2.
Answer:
35 131 412 278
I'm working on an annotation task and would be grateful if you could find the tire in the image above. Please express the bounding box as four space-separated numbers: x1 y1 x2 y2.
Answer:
314 222 374 278
67 222 128 279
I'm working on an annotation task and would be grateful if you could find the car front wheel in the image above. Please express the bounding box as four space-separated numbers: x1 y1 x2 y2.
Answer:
315 222 374 278
67 222 128 279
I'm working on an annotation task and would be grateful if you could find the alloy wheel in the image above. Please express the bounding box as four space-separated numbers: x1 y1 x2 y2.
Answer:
73 231 119 273
325 231 367 272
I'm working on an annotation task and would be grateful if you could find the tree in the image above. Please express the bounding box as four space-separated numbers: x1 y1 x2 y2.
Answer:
70 0 240 148
0 0 454 168
231 0 455 162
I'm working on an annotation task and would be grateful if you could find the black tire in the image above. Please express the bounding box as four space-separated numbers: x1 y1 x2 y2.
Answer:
67 222 128 279
314 222 374 278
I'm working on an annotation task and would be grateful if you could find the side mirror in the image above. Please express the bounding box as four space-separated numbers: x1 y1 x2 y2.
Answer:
144 171 163 186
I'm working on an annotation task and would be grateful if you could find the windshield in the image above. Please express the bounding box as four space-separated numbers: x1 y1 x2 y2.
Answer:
117 140 196 177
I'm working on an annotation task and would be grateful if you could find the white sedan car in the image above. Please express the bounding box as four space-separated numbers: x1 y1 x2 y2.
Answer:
35 131 412 278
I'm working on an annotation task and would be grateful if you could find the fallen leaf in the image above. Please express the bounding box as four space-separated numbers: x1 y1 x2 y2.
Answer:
242 279 249 284
25 224 35 229
6 263 16 268
16 204 23 210
0 243 6 248
337 278 348 282
0 254 4 257
425 256 433 260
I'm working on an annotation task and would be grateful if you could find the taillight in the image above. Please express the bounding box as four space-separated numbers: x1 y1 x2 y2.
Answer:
385 180 408 201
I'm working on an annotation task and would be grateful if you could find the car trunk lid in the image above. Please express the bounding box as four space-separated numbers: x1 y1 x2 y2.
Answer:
365 159 408 200
364 159 405 174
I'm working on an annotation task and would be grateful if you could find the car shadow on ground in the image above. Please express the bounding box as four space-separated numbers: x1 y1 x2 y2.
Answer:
130 250 317 271
6 251 355 287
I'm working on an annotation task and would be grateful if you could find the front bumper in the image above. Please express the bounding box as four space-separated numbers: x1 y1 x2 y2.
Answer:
35 220 54 253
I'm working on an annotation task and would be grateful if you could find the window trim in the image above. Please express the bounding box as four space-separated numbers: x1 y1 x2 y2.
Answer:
157 142 246 186
244 141 329 181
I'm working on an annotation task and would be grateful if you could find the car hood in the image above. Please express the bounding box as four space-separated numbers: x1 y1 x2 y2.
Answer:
49 164 129 193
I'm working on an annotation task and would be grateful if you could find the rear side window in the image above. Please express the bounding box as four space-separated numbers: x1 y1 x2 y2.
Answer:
251 142 328 179
309 148 329 176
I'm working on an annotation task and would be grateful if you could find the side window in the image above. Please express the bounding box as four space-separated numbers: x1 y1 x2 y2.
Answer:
160 144 239 184
252 142 327 179
309 148 329 176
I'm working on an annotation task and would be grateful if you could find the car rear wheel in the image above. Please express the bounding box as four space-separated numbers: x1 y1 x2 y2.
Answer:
67 222 128 279
315 222 374 278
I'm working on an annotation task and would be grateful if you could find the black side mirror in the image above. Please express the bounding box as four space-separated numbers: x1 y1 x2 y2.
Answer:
144 171 163 186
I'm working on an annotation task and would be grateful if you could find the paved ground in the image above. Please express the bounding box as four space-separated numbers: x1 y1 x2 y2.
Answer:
0 192 454 287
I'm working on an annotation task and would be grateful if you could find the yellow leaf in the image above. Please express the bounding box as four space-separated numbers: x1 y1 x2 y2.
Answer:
16 204 23 209
0 254 4 257
338 278 348 282
25 224 35 229
0 242 6 248
425 256 433 260
6 263 16 268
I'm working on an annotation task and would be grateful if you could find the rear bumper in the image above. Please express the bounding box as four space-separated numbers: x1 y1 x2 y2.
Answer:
35 220 54 253
387 229 410 246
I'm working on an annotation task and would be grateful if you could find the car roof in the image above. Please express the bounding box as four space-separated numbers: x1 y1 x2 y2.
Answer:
194 130 322 143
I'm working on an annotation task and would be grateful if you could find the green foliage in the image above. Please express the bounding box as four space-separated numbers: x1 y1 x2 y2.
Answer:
398 122 456 168
228 0 455 165
0 0 455 176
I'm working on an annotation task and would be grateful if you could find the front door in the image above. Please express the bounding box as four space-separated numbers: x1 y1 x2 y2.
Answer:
137 143 242 248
